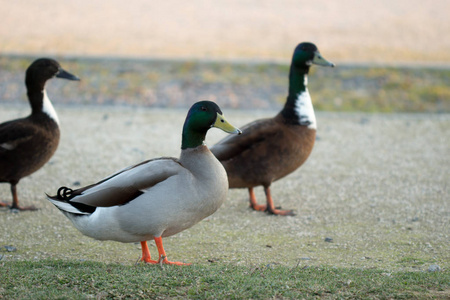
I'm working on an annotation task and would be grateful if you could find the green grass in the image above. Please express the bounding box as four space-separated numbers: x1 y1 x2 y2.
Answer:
1 260 448 299
1 55 449 112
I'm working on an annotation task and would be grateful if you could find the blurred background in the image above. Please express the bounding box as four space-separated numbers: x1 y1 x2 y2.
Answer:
1 0 449 63
1 0 449 111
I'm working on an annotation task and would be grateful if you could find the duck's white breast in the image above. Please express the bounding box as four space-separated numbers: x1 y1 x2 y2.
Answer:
42 89 60 125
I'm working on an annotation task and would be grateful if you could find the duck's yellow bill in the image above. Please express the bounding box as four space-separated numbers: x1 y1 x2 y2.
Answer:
213 113 242 134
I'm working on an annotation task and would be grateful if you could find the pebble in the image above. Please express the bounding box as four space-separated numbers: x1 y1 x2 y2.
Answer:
4 245 17 252
428 264 441 272
359 117 370 125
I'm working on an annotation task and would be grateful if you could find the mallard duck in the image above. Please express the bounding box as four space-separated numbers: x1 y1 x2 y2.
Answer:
211 42 334 216
0 58 80 211
47 101 241 265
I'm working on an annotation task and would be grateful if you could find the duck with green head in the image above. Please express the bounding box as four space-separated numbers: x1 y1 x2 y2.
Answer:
211 42 334 216
48 101 241 265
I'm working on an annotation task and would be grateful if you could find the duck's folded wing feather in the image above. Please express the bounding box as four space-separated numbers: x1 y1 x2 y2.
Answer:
64 158 183 207
211 118 280 161
0 120 35 151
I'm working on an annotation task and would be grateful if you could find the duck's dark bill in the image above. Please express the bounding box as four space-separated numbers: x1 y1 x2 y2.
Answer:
312 53 335 67
56 69 80 81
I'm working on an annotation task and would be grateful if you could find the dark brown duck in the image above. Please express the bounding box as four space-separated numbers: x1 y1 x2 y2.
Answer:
211 42 335 216
0 58 79 210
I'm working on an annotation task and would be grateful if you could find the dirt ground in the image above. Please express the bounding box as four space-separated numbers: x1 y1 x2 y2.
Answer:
0 0 448 272
0 105 448 271
1 0 450 64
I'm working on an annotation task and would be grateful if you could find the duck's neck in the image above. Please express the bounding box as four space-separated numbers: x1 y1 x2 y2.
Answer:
181 125 207 150
27 87 60 125
280 65 317 129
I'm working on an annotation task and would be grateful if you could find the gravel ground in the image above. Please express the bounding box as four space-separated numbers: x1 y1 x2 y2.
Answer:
1 104 448 271
1 0 449 275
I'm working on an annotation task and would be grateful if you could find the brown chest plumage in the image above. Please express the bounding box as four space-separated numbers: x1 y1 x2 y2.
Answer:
218 118 315 188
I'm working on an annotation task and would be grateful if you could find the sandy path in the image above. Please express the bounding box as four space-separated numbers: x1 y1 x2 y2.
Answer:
1 0 450 64
0 0 449 271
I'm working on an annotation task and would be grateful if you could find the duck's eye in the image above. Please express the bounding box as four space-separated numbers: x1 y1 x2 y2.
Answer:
201 106 207 111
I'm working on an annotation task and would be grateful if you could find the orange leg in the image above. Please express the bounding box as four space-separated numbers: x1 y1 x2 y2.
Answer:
140 238 190 266
248 187 267 211
264 186 295 216
8 183 37 211
140 241 158 264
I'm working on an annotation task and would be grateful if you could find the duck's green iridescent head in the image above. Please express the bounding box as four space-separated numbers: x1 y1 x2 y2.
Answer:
182 101 241 149
291 42 335 69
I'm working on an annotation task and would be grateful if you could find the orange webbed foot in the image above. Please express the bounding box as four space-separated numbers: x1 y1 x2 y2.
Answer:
140 237 191 266
1 201 38 211
248 187 268 211
142 258 190 266
248 186 296 216
266 207 296 216
141 258 160 264
159 256 191 266
139 241 159 264
264 187 295 216
12 205 38 211
8 186 38 211
250 202 268 212
250 202 295 215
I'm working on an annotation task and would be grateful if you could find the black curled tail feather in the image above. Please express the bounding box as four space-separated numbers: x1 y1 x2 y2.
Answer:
48 186 96 215
57 186 74 200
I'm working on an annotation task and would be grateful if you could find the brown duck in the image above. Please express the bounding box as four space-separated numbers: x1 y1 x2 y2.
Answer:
0 58 80 210
211 42 334 216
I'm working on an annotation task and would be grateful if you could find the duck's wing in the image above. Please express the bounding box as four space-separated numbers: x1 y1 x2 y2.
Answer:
49 158 183 212
0 119 35 152
211 118 280 161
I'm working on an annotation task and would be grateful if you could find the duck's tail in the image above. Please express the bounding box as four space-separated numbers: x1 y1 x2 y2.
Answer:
47 186 95 216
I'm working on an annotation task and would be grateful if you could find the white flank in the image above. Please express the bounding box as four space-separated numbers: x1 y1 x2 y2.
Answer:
42 89 60 125
295 88 317 130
